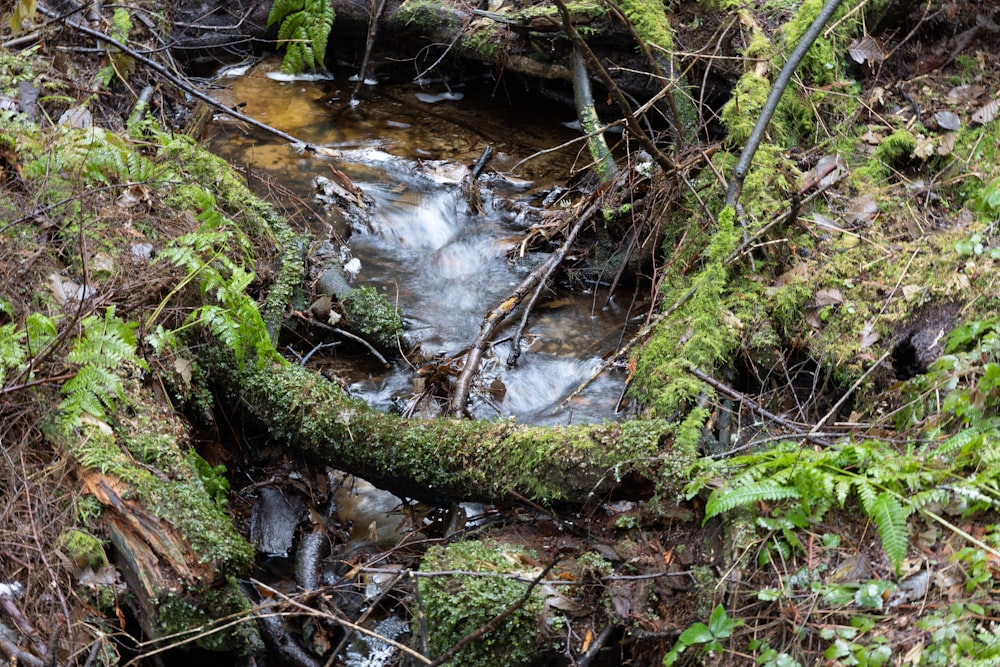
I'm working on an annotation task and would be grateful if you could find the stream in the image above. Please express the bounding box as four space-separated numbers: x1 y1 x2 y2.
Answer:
207 60 635 426
205 59 637 665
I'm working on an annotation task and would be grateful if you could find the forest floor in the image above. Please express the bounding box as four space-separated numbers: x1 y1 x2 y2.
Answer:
1 0 1000 666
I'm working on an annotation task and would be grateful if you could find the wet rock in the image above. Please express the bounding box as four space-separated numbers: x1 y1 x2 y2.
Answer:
250 487 303 558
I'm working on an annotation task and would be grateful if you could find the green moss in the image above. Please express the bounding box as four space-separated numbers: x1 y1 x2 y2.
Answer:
631 207 741 419
341 285 403 350
508 0 605 24
419 539 547 666
873 128 917 166
396 0 463 33
59 529 109 569
156 577 263 654
48 380 253 572
721 72 772 146
620 0 674 49
458 23 506 60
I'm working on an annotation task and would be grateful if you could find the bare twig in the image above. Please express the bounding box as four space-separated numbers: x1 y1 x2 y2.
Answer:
38 4 325 153
250 580 433 664
686 366 834 448
552 0 675 176
449 201 591 415
350 0 390 104
809 350 890 435
309 318 390 366
725 0 845 210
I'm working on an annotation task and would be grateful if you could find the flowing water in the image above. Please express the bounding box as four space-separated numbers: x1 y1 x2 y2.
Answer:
208 60 636 426
207 59 641 667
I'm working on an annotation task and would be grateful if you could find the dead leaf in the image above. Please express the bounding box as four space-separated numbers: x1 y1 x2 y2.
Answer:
116 183 150 208
901 284 924 301
799 154 846 192
933 110 961 131
843 195 879 227
859 321 879 349
173 357 192 384
860 129 882 146
937 132 957 156
814 288 844 307
848 35 885 65
972 99 999 125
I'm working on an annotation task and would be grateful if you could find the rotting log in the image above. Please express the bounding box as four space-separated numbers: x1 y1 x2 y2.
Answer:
43 394 261 655
207 350 683 506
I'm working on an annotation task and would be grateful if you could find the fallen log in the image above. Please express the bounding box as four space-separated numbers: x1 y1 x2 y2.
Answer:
207 349 680 507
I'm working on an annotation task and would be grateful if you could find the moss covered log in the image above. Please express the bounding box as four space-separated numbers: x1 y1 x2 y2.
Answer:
208 352 681 506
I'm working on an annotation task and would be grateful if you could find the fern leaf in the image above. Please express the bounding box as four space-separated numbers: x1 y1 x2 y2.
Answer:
870 492 909 573
307 0 334 65
277 12 306 43
704 481 801 521
0 323 26 385
268 0 304 27
60 364 124 421
855 479 877 514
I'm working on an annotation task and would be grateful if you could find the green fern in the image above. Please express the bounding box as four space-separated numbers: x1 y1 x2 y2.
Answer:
870 492 908 572
154 212 276 367
267 0 335 74
59 308 145 424
704 481 802 520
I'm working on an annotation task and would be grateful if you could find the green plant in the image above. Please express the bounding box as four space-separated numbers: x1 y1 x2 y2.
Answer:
8 0 37 35
189 449 230 507
267 0 335 74
663 603 734 665
690 314 1000 576
60 307 146 425
96 8 135 87
151 192 277 368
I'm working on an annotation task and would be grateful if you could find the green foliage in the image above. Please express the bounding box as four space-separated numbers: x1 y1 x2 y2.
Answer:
96 8 135 87
189 449 230 507
154 200 277 368
693 440 915 573
267 0 335 74
418 539 547 666
663 604 734 665
23 126 164 188
916 601 1000 666
58 529 108 569
691 312 1000 576
60 307 146 425
899 315 1000 430
873 129 917 166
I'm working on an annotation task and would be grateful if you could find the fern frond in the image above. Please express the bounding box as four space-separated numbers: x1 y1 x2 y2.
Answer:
67 308 142 370
0 323 26 386
60 364 124 421
870 492 909 573
306 0 334 65
704 481 802 521
26 312 57 352
855 479 878 515
268 0 334 74
268 0 304 27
